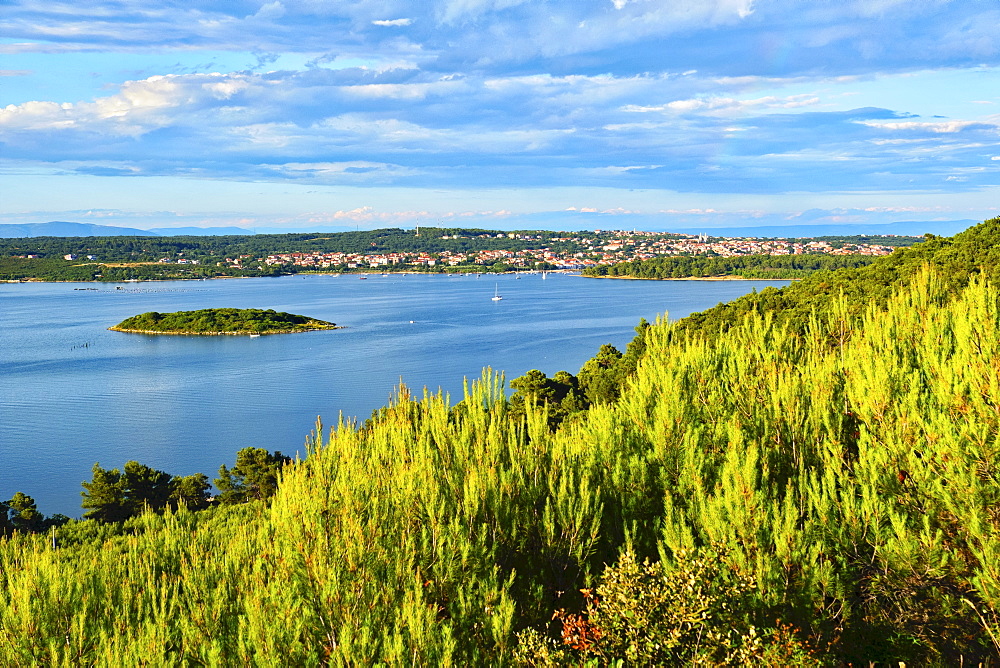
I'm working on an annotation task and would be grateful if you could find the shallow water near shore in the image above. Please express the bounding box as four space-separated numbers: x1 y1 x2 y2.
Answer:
1 273 788 515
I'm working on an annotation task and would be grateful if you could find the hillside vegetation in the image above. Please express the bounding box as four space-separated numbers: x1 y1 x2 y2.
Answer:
2 219 1000 664
109 308 337 335
582 252 881 279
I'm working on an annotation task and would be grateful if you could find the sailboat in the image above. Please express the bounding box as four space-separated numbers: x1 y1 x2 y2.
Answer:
491 284 503 301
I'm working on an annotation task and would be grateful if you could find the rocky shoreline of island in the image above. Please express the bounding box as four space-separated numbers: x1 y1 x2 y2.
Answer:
107 326 339 335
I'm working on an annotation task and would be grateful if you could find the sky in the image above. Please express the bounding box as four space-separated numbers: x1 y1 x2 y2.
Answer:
1 0 999 232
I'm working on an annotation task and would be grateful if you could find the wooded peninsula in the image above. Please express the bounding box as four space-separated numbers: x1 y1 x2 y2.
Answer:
109 308 338 335
3 218 1000 664
0 226 919 282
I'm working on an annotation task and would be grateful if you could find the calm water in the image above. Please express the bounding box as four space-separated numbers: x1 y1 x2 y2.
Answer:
1 273 787 516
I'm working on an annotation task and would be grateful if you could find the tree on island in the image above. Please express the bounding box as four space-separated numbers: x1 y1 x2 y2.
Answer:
110 308 336 335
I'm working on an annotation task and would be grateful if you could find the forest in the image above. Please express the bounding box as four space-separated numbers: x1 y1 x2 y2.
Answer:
0 227 587 262
0 227 578 281
581 253 882 279
109 308 337 335
1 219 999 664
0 255 283 282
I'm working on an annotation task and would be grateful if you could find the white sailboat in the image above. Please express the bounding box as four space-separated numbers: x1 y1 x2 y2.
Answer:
491 284 503 301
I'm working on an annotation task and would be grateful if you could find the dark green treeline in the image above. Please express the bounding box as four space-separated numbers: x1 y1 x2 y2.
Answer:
582 252 881 279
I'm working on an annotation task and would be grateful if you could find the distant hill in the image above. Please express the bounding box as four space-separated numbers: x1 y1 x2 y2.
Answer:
147 227 255 236
0 222 257 238
0 219 977 239
672 220 978 238
0 222 157 238
253 219 977 238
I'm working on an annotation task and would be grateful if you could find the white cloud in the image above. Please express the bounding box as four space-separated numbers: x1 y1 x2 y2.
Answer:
0 73 261 136
250 1 285 20
437 0 532 23
584 165 663 176
858 119 993 133
290 206 515 224
1 9 997 217
371 18 412 27
862 206 950 213
623 94 820 115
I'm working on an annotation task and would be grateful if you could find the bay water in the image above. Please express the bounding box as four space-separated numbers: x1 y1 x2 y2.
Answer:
1 273 787 516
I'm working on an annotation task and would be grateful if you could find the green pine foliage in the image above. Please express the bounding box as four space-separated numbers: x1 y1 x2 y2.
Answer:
2 219 1000 664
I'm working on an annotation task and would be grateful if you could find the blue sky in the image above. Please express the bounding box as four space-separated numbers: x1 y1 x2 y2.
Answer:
1 0 998 231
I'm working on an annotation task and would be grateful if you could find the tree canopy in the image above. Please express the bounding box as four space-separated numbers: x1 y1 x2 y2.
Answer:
110 308 337 335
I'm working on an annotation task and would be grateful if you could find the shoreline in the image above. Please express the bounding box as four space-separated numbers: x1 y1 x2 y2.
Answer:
4 270 578 284
579 274 796 281
108 325 341 336
6 269 795 284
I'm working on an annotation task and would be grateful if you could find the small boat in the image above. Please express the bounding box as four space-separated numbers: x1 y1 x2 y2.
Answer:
359 276 367 280
249 334 261 338
491 284 503 301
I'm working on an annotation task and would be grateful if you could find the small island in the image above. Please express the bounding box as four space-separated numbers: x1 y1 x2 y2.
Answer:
109 308 339 335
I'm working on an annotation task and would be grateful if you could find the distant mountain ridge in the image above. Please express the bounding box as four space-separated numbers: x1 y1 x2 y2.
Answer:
669 220 978 238
0 222 255 238
0 222 157 238
0 219 978 239
147 227 255 236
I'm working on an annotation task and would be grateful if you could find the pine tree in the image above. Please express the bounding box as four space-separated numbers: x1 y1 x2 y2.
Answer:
0 498 12 536
81 463 129 522
577 343 623 404
6 492 44 533
122 460 174 514
170 473 211 510
215 447 291 503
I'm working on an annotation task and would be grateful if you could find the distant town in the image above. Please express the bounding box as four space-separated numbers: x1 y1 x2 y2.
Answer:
252 230 907 271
